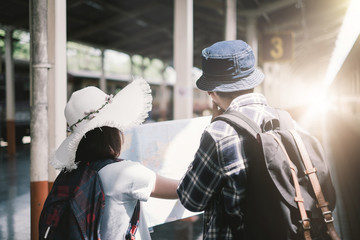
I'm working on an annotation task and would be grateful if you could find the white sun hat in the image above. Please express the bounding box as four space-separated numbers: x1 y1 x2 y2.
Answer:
51 78 152 171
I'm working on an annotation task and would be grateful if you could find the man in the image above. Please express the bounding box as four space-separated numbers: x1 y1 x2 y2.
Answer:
177 40 279 239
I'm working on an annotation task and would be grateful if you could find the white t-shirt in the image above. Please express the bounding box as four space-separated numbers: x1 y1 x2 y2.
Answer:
98 160 156 240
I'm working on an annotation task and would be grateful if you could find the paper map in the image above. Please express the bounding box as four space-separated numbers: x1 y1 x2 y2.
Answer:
121 116 211 227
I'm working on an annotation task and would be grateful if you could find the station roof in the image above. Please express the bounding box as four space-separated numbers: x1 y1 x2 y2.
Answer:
0 0 350 76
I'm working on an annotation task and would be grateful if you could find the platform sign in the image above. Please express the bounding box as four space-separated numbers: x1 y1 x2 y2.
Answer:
121 116 211 227
261 32 294 62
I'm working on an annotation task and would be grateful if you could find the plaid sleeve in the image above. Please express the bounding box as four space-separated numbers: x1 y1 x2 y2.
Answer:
177 130 223 212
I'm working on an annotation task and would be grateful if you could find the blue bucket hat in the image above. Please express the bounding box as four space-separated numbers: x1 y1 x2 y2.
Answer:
196 40 264 92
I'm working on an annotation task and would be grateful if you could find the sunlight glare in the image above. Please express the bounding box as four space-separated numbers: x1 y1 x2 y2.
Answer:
323 0 360 88
300 0 360 128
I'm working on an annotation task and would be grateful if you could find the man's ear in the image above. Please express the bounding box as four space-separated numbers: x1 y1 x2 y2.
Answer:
208 91 216 97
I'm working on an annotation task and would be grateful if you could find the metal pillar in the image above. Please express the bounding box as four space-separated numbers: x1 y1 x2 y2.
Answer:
30 0 50 239
173 0 193 119
47 0 67 190
5 27 16 155
100 48 107 91
225 0 237 40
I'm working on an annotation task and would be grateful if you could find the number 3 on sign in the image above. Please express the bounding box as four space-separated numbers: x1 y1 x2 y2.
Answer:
270 36 283 59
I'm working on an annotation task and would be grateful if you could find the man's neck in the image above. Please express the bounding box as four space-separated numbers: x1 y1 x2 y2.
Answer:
219 90 255 110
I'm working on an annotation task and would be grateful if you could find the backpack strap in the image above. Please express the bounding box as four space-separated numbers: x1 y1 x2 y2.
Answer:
91 158 122 171
289 130 341 240
213 109 295 136
73 159 123 239
267 131 312 240
276 109 295 130
212 110 262 139
125 200 141 240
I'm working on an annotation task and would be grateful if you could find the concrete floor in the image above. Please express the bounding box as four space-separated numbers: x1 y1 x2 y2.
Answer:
0 144 31 240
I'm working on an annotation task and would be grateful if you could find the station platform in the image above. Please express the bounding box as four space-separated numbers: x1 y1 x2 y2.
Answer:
1 111 359 240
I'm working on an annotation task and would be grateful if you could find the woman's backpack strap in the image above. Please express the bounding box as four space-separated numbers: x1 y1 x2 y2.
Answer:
125 200 141 240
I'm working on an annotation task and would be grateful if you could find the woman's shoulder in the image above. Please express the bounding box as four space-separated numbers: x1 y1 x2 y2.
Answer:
99 159 140 170
98 159 153 176
98 159 156 196
116 159 139 165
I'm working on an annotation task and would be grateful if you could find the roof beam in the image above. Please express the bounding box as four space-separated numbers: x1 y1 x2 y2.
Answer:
194 0 224 15
238 0 296 17
70 2 157 39
70 15 126 39
91 0 172 37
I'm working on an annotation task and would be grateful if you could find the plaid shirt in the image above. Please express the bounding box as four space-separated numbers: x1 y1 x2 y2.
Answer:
177 93 277 239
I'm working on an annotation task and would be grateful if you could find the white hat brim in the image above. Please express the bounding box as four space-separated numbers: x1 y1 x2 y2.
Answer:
51 78 152 171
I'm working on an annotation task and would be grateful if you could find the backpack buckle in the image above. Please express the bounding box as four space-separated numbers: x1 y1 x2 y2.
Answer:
323 211 334 223
301 218 311 230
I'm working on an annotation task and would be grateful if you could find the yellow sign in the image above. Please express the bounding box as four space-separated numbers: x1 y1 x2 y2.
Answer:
261 32 294 62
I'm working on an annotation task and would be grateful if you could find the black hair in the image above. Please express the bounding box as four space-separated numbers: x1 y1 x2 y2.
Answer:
75 126 123 163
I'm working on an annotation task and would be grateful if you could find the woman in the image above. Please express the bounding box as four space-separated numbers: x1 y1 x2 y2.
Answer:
39 78 178 240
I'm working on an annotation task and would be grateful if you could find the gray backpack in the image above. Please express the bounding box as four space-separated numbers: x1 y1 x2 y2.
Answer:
213 109 340 240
